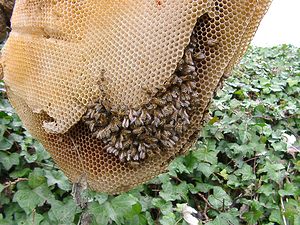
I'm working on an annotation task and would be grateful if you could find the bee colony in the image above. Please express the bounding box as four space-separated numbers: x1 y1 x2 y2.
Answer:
0 0 271 194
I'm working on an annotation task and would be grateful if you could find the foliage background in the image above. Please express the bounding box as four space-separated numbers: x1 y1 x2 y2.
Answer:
0 45 299 225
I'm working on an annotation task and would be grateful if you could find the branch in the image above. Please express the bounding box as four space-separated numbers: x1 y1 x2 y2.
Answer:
3 177 28 189
197 193 219 212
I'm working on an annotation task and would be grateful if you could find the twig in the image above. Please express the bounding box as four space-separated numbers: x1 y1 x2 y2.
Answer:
197 193 219 212
203 203 209 221
280 197 288 225
170 176 183 183
3 177 28 189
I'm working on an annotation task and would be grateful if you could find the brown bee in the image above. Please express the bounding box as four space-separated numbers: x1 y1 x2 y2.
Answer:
193 51 206 61
133 127 145 135
207 38 218 47
184 49 194 66
122 117 130 128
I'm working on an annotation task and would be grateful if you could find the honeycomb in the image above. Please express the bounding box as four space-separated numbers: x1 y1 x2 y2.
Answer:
1 0 271 194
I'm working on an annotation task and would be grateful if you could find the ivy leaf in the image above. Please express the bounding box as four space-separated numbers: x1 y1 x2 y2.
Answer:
257 184 275 196
208 187 232 209
243 209 263 225
0 137 13 151
197 162 215 177
10 167 31 179
219 169 229 180
160 213 176 225
152 198 173 215
111 194 138 218
45 170 71 191
159 181 189 201
13 185 51 215
235 164 255 181
0 152 19 170
168 157 190 176
89 201 110 225
269 209 284 224
48 197 78 224
25 212 44 225
278 183 298 196
28 168 46 189
193 147 218 165
94 193 108 204
207 212 239 225
257 161 285 183
90 194 138 225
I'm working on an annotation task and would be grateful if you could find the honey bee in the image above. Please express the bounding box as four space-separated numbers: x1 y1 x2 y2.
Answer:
122 117 130 128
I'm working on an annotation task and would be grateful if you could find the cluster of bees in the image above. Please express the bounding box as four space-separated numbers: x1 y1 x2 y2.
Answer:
82 32 202 163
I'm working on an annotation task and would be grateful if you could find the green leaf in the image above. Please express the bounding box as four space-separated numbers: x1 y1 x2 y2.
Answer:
257 161 285 183
160 213 176 225
193 147 218 164
13 189 44 215
152 198 173 215
0 152 19 170
48 198 77 224
0 137 13 150
269 209 284 224
278 183 298 197
159 181 189 201
243 209 263 225
26 212 44 225
257 184 275 196
208 187 232 209
197 162 215 177
235 164 255 181
45 170 71 191
89 201 110 225
94 193 108 204
168 157 189 175
207 212 239 225
10 167 31 178
111 194 138 217
28 168 46 189
219 169 229 180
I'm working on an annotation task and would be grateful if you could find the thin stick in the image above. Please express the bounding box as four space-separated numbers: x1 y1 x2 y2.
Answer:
3 177 28 189
280 197 288 225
